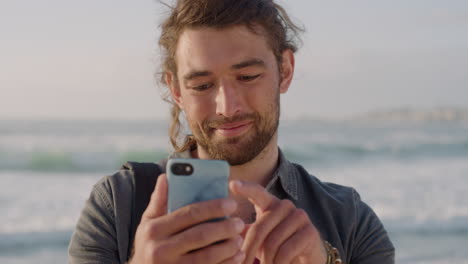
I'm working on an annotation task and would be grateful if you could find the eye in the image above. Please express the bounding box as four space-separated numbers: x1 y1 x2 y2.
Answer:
238 74 261 82
191 83 213 91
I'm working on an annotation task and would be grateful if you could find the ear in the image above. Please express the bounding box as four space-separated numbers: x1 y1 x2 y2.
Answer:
165 72 184 109
279 49 295 94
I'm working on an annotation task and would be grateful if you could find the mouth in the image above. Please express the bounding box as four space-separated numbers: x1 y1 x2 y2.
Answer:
213 121 253 137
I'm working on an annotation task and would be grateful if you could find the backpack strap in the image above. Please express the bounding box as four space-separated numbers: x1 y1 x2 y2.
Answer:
121 161 166 260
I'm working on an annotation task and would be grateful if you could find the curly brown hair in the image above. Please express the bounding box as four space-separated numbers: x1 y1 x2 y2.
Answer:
157 0 304 152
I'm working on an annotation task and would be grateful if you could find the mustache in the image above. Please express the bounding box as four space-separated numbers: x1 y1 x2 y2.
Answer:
204 113 258 128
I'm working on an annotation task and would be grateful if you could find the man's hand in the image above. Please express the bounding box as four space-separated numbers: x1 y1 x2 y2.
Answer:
129 174 246 264
230 180 327 264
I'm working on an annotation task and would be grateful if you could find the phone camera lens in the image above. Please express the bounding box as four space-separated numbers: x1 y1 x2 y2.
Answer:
171 163 193 176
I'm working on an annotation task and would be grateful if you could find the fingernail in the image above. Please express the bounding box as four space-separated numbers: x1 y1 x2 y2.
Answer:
234 218 245 233
222 199 237 214
234 251 246 263
232 180 242 188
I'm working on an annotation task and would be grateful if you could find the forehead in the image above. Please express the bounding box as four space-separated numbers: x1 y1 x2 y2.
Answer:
175 25 275 75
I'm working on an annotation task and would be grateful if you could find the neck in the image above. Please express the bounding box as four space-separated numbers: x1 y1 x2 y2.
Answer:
193 133 279 187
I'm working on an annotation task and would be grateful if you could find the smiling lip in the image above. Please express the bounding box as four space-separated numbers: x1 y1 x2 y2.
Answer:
214 121 253 137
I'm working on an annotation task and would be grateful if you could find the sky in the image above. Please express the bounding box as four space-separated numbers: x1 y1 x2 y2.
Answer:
1 0 467 121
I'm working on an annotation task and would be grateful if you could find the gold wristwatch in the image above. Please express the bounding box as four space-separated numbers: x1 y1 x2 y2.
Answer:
324 241 342 264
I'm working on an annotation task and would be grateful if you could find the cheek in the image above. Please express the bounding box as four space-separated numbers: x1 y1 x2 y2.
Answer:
182 96 214 123
249 83 278 110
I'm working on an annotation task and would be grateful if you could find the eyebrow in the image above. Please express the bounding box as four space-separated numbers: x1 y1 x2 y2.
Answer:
231 58 266 70
183 70 212 81
183 58 266 81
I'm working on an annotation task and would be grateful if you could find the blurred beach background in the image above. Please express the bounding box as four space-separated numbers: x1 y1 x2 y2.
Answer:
1 0 467 263
1 115 468 264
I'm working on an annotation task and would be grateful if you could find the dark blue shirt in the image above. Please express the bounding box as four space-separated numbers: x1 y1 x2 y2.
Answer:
69 149 395 263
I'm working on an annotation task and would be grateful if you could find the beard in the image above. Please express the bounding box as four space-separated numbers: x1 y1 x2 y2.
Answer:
189 92 280 166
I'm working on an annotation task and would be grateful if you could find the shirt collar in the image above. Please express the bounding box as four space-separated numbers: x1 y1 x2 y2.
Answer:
266 148 299 200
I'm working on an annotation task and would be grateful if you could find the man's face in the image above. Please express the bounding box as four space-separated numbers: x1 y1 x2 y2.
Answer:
168 25 293 165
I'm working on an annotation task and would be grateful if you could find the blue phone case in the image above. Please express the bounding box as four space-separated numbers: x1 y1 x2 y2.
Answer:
167 158 229 213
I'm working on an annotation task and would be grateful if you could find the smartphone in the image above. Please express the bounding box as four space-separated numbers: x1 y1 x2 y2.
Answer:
167 158 229 214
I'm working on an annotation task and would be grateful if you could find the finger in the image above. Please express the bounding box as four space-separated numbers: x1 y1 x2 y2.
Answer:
219 251 246 264
142 173 168 220
181 235 244 264
263 209 309 264
156 198 238 236
240 223 252 239
230 180 278 212
171 217 244 254
275 226 314 264
242 199 295 264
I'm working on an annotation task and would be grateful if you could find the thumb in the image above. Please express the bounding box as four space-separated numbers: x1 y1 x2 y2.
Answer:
142 173 168 219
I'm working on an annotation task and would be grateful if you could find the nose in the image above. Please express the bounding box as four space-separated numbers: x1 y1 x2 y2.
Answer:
215 80 244 117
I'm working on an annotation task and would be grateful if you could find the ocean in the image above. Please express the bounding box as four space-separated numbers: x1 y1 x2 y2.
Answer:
1 116 467 263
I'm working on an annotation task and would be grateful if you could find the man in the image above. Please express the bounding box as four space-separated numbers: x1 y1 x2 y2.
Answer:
69 0 395 263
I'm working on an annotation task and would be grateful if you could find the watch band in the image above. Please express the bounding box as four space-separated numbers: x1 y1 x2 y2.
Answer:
324 241 342 264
